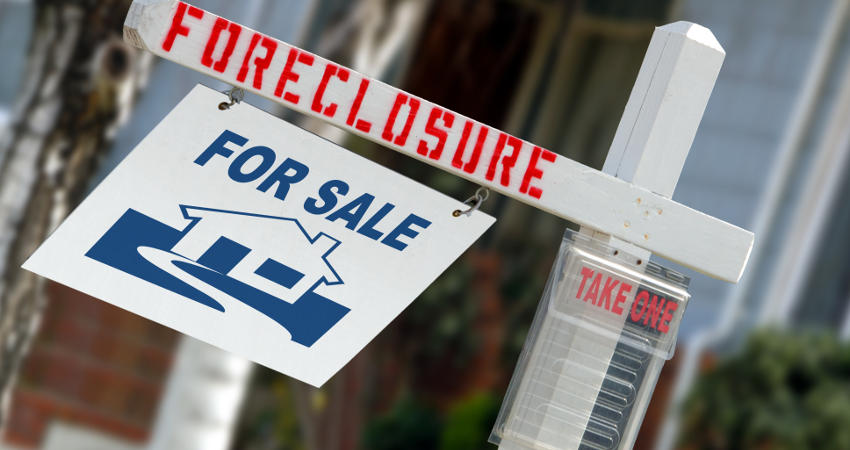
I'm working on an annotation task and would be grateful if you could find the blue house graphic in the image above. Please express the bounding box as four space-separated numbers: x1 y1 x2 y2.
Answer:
86 205 350 347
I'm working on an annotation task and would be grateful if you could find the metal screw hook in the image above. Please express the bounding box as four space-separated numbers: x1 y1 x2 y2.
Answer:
453 187 490 217
218 86 245 110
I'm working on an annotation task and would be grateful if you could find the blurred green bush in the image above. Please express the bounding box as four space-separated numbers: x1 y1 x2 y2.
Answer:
679 330 850 449
361 392 499 450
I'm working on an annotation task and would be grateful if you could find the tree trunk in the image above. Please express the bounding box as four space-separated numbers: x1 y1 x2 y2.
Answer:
0 0 151 429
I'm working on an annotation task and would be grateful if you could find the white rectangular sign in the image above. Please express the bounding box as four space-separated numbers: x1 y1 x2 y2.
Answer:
23 85 495 387
122 0 753 282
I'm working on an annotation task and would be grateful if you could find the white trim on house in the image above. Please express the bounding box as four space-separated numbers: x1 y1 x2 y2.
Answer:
654 0 850 448
43 422 143 450
840 290 850 339
756 57 850 325
148 338 253 450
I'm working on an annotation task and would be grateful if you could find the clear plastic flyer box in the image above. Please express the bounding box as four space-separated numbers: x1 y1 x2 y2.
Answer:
491 230 690 450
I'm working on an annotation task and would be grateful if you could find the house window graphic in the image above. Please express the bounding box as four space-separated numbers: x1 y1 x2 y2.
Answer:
86 205 349 347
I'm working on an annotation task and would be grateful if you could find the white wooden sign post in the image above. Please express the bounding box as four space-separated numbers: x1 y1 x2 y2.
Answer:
122 0 753 283
116 2 747 449
24 2 751 449
492 22 726 450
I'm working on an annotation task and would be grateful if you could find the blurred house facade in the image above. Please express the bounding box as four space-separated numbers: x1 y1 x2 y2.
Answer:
655 0 850 448
1 0 849 449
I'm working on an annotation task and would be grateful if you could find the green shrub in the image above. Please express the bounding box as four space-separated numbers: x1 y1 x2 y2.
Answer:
439 393 500 450
679 330 850 449
362 397 441 450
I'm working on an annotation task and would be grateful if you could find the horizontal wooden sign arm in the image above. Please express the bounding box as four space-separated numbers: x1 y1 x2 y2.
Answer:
123 0 753 282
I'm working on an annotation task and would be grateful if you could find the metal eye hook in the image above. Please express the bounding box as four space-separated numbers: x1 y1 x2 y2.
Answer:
453 187 490 217
218 86 246 110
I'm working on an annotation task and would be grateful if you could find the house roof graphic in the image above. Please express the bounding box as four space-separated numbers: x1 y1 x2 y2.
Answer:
173 205 343 295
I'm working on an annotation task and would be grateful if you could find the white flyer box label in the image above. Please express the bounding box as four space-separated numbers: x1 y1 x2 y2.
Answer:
23 85 495 387
491 231 690 449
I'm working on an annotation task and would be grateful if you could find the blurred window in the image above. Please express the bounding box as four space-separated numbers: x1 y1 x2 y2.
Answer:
403 0 542 128
523 0 669 169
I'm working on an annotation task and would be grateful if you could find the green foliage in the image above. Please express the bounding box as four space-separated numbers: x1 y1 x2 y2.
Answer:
404 260 479 368
439 393 500 450
231 369 305 450
361 397 441 450
361 393 502 450
679 330 850 449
